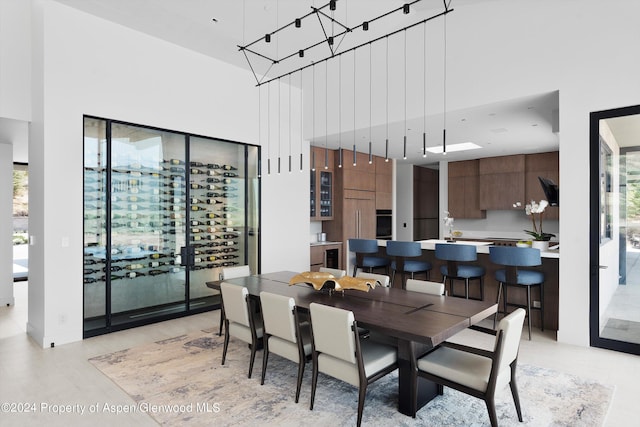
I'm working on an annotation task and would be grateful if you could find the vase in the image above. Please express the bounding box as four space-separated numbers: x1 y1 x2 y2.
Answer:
531 240 549 252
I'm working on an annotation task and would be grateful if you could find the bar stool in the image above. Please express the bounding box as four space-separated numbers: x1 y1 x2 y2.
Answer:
386 240 432 289
435 243 485 300
348 238 390 277
489 246 544 340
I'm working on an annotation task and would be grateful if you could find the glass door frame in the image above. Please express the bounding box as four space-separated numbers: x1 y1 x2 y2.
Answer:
590 104 640 355
83 116 261 337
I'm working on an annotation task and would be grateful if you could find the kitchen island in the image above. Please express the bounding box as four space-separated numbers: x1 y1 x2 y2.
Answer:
346 239 559 332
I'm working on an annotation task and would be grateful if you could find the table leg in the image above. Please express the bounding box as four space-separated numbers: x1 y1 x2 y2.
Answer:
397 340 439 416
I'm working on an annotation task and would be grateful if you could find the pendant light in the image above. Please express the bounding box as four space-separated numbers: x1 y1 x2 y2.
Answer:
403 29 407 160
325 60 329 170
422 22 427 158
311 64 316 172
353 48 357 167
300 69 304 172
385 36 389 162
288 73 292 173
442 10 448 155
267 81 271 175
258 84 262 178
368 42 373 165
338 55 343 168
277 77 281 174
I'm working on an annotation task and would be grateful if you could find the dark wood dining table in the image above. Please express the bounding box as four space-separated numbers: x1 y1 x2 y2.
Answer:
206 270 497 416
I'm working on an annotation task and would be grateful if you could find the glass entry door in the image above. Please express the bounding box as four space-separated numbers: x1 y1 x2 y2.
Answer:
590 105 640 355
83 117 260 337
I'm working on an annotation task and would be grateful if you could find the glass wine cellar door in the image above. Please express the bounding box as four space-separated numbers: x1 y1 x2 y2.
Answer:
83 117 260 337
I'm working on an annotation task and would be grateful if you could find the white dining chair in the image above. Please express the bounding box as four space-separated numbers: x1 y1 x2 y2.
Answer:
309 302 397 427
411 308 526 426
405 278 445 295
259 291 312 403
218 265 251 336
318 267 347 278
356 271 390 287
220 282 263 378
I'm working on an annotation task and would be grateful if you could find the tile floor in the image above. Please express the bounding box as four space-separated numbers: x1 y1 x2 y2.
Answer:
0 281 638 426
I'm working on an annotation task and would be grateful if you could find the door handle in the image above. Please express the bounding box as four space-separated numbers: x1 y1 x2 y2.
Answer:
599 265 608 269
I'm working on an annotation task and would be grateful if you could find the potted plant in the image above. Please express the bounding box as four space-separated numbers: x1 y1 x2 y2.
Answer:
513 200 556 251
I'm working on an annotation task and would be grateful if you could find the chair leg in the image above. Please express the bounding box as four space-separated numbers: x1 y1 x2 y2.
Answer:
494 283 503 329
464 278 470 299
479 276 484 301
356 383 368 427
540 282 544 332
260 336 270 385
310 356 319 410
485 398 499 427
218 306 225 336
295 360 306 403
352 264 358 277
526 286 532 340
510 380 524 422
221 320 230 365
248 338 258 378
390 270 396 287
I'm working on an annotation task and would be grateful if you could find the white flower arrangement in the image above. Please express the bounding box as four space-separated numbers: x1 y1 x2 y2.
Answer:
513 200 555 241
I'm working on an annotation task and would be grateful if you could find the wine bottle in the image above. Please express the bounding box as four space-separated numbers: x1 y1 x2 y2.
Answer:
191 205 206 211
206 177 221 183
206 192 222 198
222 165 237 171
149 253 162 259
191 228 202 233
206 198 222 204
126 263 144 270
221 247 238 253
169 159 185 165
207 170 220 176
190 161 204 167
223 234 238 239
190 168 205 175
205 212 221 219
190 197 201 204
222 193 238 198
223 172 238 177
221 254 239 260
84 277 98 284
207 163 221 169
126 271 145 278
148 269 166 276
171 166 185 173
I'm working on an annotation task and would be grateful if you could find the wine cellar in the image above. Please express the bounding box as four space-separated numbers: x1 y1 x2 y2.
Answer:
83 117 260 336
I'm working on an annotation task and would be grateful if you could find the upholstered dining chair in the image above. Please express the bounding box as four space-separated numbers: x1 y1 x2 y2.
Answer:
356 271 390 287
220 282 263 378
259 291 312 403
386 240 432 289
435 243 485 300
489 246 544 340
348 238 390 277
412 308 526 427
318 267 347 278
218 265 251 336
405 278 445 295
309 302 398 427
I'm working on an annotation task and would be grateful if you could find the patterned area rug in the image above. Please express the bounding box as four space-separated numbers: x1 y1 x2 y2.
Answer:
89 329 613 426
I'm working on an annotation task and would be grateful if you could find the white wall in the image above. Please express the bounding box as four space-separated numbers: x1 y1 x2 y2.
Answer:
0 143 14 306
395 163 414 241
428 0 640 346
25 0 308 347
0 0 31 121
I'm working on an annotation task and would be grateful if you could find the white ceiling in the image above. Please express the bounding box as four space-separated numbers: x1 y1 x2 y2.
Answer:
13 0 565 164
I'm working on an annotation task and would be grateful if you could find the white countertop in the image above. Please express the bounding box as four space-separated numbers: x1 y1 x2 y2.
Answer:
375 239 559 259
310 241 343 246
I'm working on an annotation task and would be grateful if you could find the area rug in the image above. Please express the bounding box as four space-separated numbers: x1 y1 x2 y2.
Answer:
89 329 614 426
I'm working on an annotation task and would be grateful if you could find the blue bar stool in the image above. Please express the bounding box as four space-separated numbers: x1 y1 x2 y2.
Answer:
348 238 390 277
489 246 544 340
386 240 432 289
435 243 485 300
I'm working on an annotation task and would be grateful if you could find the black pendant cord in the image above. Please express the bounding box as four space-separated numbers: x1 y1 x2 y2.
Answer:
258 85 262 177
403 29 407 160
368 42 373 165
300 69 304 172
443 6 448 155
423 21 427 158
289 73 292 173
267 82 271 174
353 48 357 166
278 78 281 174
325 60 329 170
338 54 343 168
385 36 389 162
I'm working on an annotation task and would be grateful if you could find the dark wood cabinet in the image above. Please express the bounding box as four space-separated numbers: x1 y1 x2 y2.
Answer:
479 155 525 210
375 156 393 210
448 160 485 219
310 147 334 220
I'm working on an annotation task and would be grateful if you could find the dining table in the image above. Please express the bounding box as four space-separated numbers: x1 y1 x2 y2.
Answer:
206 270 497 416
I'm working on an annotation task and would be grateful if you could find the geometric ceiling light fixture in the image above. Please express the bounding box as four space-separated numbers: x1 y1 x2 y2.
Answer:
241 0 453 87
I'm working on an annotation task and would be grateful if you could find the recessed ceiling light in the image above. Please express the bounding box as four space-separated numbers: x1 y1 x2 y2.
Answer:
426 142 482 154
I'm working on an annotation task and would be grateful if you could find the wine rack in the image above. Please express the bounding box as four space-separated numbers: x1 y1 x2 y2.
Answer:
83 118 259 337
